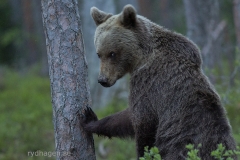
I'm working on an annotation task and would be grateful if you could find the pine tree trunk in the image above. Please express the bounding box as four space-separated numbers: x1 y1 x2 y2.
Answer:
41 0 96 159
183 0 224 72
183 0 227 84
234 0 240 49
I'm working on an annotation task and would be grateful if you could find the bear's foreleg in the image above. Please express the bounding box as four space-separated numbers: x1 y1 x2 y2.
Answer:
83 108 134 138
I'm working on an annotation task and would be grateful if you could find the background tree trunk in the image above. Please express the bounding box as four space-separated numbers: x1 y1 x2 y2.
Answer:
31 0 49 75
22 0 38 65
8 0 48 73
234 0 240 49
137 0 153 19
183 0 225 80
41 0 96 159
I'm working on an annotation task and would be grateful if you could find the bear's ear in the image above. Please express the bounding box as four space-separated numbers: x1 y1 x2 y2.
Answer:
90 7 112 26
119 5 137 28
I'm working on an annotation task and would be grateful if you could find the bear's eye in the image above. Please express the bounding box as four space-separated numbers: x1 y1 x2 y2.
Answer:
109 52 115 58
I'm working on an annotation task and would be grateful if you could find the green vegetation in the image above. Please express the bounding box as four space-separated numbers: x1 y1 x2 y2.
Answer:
0 68 54 160
211 144 240 160
139 147 161 160
140 144 240 160
186 144 202 160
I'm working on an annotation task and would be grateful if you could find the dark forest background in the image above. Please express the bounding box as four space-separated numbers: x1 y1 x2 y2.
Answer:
0 0 239 159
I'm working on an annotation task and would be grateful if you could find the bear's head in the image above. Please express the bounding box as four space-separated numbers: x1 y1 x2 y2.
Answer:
90 5 145 87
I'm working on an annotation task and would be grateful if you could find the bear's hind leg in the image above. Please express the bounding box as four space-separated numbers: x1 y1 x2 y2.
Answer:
136 135 155 158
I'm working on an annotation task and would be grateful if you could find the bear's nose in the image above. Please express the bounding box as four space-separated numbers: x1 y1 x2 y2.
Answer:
98 78 107 84
98 75 109 86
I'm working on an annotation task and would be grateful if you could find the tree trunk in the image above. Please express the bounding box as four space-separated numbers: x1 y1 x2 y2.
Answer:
234 0 240 49
137 0 153 19
41 0 96 160
22 0 37 65
183 0 225 75
31 0 48 76
159 0 171 28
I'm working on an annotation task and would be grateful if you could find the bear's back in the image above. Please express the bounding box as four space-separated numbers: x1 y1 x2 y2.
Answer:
129 48 237 159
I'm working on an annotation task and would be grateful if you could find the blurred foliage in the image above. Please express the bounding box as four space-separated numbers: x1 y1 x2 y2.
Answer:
0 68 54 160
0 0 21 66
219 0 236 44
214 49 240 145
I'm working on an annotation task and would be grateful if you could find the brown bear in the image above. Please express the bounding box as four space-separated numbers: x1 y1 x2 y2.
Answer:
82 4 237 160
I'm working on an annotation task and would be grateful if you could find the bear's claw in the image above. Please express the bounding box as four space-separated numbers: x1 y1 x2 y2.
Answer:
83 107 98 124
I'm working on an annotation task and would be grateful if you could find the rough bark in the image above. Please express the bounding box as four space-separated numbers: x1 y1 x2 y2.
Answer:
233 0 240 49
183 0 224 72
41 0 96 160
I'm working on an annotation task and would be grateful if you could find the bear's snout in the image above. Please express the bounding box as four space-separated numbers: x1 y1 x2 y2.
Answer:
98 75 111 87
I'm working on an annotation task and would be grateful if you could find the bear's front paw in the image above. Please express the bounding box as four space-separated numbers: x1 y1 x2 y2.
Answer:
80 107 98 133
81 107 98 129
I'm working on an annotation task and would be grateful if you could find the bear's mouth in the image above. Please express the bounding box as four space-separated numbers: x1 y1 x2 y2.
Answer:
99 81 111 87
99 80 116 87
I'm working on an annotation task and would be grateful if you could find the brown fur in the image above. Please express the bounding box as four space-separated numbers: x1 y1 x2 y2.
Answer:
83 5 237 159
